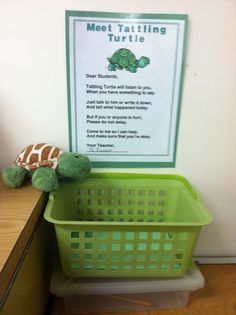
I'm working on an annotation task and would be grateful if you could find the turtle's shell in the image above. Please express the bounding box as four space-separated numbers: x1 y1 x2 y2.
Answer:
14 143 63 171
110 48 137 68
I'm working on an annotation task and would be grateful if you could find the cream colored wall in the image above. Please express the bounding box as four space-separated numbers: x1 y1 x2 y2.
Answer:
0 0 236 256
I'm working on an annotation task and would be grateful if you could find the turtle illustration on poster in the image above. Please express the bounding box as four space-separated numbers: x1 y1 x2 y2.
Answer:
107 48 150 73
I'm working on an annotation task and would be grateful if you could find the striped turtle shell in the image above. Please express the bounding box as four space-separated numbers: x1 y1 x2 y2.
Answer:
14 143 63 171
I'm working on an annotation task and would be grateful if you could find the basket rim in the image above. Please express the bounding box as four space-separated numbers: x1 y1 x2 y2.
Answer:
87 173 197 196
44 173 213 227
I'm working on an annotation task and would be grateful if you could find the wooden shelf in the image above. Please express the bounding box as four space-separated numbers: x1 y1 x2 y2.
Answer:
0 178 47 304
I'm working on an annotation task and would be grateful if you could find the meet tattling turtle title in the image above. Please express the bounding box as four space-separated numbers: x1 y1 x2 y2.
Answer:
86 23 167 42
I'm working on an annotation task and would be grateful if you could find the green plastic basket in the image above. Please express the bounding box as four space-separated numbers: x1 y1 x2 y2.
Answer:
44 173 212 278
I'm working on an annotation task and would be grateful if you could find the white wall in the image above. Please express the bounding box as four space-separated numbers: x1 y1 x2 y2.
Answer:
0 0 236 256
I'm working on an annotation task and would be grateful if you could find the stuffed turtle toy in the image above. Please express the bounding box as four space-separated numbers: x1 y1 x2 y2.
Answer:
107 48 150 73
2 143 91 192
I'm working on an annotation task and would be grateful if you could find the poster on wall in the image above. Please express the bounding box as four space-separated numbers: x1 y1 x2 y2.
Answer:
66 11 188 167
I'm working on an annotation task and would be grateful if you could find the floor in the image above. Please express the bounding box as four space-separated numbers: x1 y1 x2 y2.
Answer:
50 264 236 315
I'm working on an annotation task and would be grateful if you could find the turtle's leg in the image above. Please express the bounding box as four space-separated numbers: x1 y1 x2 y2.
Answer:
2 165 27 188
129 66 137 73
108 63 116 71
32 167 58 192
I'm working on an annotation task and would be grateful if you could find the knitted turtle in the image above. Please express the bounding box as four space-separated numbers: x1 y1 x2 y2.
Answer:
2 143 91 192
107 48 150 73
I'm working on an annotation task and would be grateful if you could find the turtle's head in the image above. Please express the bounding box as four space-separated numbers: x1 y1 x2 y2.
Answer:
138 56 150 68
57 152 91 180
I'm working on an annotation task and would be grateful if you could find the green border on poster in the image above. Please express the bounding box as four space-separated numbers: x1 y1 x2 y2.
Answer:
65 11 188 168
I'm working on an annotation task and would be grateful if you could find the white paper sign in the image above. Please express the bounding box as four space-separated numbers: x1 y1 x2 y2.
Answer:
66 11 188 167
